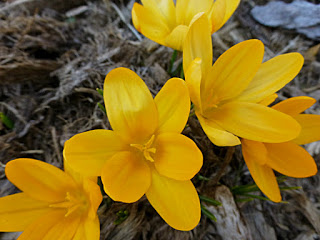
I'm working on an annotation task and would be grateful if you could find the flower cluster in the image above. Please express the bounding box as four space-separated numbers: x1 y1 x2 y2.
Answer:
1 0 319 239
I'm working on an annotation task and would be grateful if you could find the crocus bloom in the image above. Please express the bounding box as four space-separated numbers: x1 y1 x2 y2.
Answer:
242 96 320 202
132 0 240 51
0 159 102 239
64 68 203 231
183 13 302 146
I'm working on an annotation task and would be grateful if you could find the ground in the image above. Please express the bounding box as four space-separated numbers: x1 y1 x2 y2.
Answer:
0 0 320 239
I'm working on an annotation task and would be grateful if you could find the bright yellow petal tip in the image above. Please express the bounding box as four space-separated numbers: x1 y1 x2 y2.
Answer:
104 67 158 142
146 169 201 231
154 78 190 134
272 96 316 116
238 53 304 103
241 141 282 202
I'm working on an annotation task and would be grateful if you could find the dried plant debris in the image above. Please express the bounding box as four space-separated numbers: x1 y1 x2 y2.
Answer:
251 0 320 40
0 0 320 239
0 0 88 13
0 11 75 83
204 185 250 240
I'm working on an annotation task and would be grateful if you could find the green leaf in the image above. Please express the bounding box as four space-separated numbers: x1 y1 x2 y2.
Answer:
237 193 270 201
96 88 104 96
231 183 260 194
279 186 301 191
201 204 217 222
199 195 222 206
97 103 106 114
0 112 14 129
235 197 254 203
114 210 129 225
198 175 210 181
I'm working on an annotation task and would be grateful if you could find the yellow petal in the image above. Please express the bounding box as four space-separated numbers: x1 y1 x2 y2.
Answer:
259 93 278 106
101 151 151 203
209 101 301 143
63 159 96 184
237 53 304 103
73 216 100 240
18 209 66 240
185 58 202 111
42 216 81 240
176 0 213 26
241 139 267 165
132 3 171 47
272 96 316 116
242 148 281 202
164 24 189 51
83 179 103 219
154 78 190 134
63 130 126 177
197 112 240 146
131 3 141 32
201 40 264 110
72 221 86 240
141 0 176 29
265 142 317 178
293 114 320 145
212 0 240 32
208 0 226 32
146 169 200 231
0 193 49 232
153 132 203 180
5 159 76 203
104 68 158 142
183 13 212 78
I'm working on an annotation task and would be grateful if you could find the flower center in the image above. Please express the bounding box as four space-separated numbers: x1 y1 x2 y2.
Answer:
130 135 156 162
49 191 88 217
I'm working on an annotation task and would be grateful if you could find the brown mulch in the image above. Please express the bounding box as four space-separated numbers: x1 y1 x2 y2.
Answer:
0 0 320 239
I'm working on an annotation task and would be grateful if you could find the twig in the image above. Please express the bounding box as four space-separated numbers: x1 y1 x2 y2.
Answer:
50 127 62 164
74 87 102 98
0 0 33 13
0 102 27 125
20 150 44 154
110 2 142 41
209 147 235 186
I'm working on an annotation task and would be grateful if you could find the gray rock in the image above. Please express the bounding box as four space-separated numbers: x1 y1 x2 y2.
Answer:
251 0 320 40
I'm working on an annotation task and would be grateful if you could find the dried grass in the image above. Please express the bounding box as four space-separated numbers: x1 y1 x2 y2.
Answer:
0 0 320 239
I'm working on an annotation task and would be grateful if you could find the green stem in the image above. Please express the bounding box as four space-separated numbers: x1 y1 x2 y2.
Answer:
168 50 178 75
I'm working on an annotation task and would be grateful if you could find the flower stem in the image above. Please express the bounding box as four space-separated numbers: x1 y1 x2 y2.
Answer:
168 50 178 75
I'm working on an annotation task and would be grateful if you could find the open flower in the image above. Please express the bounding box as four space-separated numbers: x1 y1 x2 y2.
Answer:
132 0 240 50
242 96 320 202
0 158 102 239
183 13 302 146
64 68 203 231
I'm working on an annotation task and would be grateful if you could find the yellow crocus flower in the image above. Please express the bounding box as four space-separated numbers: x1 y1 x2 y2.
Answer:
64 68 203 231
242 96 319 202
132 0 240 50
0 159 102 239
183 13 302 146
